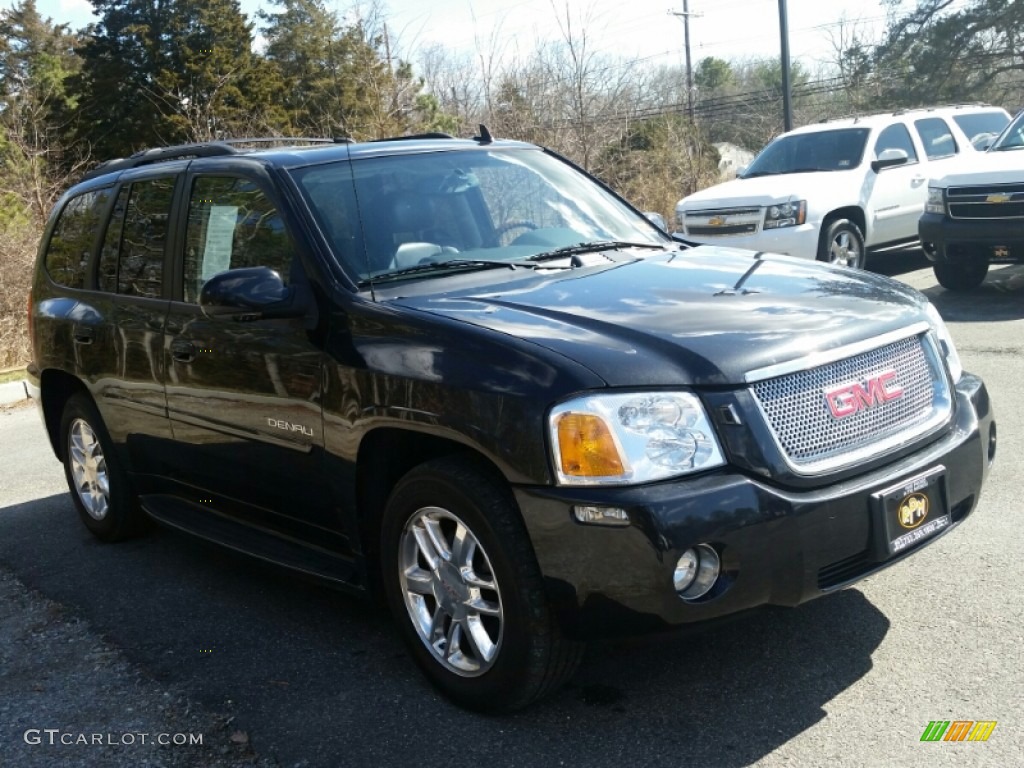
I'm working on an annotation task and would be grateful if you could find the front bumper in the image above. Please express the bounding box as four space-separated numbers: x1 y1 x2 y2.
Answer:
674 221 820 260
515 373 994 639
920 213 1024 263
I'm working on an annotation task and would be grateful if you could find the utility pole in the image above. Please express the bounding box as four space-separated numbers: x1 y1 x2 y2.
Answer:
670 2 702 122
778 0 793 131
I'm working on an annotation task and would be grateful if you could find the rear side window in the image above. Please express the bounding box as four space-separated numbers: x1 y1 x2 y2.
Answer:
44 188 112 288
914 118 958 159
108 178 175 298
183 176 293 303
874 124 919 164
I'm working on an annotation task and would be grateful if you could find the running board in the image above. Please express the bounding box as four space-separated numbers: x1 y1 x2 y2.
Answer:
140 494 358 586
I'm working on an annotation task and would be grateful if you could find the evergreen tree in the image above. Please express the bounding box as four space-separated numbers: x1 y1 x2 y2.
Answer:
72 0 283 159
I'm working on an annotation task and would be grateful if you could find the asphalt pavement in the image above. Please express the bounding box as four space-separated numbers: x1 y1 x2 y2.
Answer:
1 253 1021 768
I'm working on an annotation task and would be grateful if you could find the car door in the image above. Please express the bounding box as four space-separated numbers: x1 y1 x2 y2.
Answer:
160 166 333 533
867 122 928 245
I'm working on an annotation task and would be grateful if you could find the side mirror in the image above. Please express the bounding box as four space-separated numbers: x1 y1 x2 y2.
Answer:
643 212 668 231
871 147 909 173
199 267 303 320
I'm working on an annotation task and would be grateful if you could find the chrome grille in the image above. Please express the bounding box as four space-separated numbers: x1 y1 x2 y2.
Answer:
948 183 1024 220
751 333 950 473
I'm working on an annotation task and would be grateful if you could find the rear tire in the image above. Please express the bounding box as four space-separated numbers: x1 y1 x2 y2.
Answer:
60 393 147 542
818 219 865 269
381 456 583 712
934 259 989 291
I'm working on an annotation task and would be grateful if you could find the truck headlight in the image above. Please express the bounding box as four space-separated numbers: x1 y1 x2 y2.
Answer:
763 200 807 229
925 302 963 383
925 187 945 215
549 392 725 486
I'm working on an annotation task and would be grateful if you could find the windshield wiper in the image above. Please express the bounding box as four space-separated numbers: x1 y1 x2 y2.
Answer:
526 240 666 263
363 259 529 285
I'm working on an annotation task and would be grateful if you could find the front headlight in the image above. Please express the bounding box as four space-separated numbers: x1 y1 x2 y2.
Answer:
925 302 963 383
549 392 725 486
763 200 807 229
925 187 946 215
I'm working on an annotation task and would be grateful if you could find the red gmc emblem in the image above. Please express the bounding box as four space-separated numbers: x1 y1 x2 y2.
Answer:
823 370 904 419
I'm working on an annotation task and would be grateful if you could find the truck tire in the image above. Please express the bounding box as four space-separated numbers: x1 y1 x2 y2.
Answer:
934 259 989 291
381 455 584 712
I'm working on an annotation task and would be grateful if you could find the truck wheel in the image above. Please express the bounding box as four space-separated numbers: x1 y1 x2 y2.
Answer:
381 456 583 712
934 260 989 291
818 219 865 269
60 393 147 542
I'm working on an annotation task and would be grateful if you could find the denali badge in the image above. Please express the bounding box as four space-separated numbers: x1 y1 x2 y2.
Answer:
823 371 903 419
266 418 314 437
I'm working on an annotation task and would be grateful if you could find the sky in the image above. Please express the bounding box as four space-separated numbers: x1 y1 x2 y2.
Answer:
11 0 938 72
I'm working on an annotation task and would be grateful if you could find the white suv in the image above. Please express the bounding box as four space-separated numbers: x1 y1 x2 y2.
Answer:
675 106 1010 268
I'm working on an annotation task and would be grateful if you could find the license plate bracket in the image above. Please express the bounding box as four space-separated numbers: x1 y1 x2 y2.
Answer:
871 466 951 559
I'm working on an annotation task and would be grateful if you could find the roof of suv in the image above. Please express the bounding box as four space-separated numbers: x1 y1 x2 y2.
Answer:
79 132 537 183
783 105 1006 137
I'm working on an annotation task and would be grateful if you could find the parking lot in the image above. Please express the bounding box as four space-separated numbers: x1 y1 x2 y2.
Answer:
1 253 1022 768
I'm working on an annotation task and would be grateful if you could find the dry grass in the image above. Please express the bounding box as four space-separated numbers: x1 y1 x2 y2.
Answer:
0 223 38 369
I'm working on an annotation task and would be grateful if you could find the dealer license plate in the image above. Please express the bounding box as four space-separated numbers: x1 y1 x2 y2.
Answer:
872 466 951 557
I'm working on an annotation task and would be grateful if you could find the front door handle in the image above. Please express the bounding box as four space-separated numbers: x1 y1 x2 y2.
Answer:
170 338 196 363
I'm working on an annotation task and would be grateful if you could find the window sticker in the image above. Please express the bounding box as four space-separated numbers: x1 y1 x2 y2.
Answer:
201 205 238 281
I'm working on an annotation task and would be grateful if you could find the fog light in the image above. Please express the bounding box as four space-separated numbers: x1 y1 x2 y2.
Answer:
674 544 720 600
573 505 630 526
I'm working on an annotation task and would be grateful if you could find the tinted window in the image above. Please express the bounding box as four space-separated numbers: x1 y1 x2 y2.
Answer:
874 124 919 164
118 178 175 297
97 186 129 293
914 118 958 159
183 177 292 303
44 188 112 288
741 128 870 177
953 111 1011 150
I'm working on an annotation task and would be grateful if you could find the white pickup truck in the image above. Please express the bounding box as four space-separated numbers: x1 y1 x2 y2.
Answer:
920 108 1024 290
675 105 1009 268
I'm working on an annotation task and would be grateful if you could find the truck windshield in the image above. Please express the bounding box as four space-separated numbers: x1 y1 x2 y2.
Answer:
741 128 870 178
989 111 1024 152
291 147 670 283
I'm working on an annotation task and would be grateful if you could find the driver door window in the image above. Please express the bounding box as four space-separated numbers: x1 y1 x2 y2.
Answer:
184 176 293 302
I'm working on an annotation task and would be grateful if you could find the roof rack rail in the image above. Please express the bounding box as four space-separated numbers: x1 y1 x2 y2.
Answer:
80 136 351 181
369 132 455 143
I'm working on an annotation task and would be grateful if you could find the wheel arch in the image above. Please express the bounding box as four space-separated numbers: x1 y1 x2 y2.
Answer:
39 369 91 461
355 428 516 590
821 206 867 243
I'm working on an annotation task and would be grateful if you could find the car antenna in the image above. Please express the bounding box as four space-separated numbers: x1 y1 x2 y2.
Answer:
474 124 493 144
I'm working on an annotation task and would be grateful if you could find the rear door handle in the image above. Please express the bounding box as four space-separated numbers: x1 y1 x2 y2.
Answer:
72 325 94 345
170 338 196 363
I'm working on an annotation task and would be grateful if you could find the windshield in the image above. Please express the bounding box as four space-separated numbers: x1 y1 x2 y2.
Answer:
741 128 870 177
953 111 1010 150
989 111 1024 152
291 147 669 283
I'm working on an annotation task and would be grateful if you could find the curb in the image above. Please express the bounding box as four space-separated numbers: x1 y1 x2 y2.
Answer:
0 379 28 405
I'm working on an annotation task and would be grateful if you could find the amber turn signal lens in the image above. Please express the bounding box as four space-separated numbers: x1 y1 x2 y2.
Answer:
556 413 625 477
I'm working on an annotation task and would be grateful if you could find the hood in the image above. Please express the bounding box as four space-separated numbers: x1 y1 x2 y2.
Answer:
931 149 1024 186
390 247 929 387
678 173 843 210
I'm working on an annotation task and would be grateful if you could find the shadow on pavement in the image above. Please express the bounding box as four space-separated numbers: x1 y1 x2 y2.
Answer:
0 494 890 768
868 247 930 278
923 263 1024 322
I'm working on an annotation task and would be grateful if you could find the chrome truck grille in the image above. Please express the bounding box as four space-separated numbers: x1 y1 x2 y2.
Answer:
749 328 952 474
683 206 762 237
948 183 1024 220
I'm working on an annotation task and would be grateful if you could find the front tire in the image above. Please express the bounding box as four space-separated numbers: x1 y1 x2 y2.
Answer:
934 259 989 291
381 456 583 712
60 393 146 542
818 219 865 269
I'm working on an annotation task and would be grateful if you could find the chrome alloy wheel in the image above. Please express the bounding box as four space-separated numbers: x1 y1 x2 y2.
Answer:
398 506 504 676
68 418 110 520
829 230 862 268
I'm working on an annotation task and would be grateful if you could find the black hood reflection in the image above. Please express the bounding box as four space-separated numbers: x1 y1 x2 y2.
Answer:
388 247 929 387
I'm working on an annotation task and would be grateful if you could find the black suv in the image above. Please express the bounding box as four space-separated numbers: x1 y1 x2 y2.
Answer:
28 133 995 711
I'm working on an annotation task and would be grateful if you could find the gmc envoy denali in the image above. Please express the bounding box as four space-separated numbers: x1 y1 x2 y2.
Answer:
28 132 996 711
